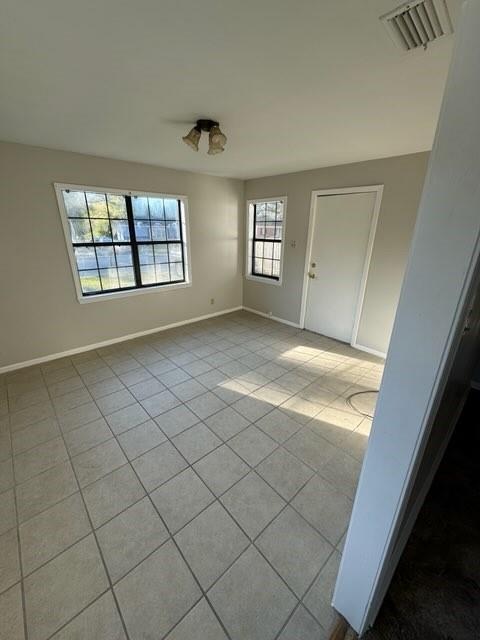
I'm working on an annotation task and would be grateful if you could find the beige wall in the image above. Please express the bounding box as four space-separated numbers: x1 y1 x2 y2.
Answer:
244 152 429 354
0 142 244 367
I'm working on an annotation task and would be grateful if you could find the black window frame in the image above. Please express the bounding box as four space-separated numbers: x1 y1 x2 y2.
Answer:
59 187 188 298
251 200 284 281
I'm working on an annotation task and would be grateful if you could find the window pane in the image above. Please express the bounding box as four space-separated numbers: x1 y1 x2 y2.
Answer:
91 219 112 242
139 245 154 265
69 219 92 243
96 246 116 269
107 194 127 219
111 219 130 242
265 223 275 239
134 220 151 241
155 263 171 283
140 264 156 285
63 191 87 218
74 246 96 270
272 260 281 277
266 204 276 222
166 221 180 240
273 242 282 260
254 258 263 273
151 221 166 241
276 202 284 220
79 270 101 293
274 223 282 240
263 259 273 276
254 241 264 258
164 199 179 220
170 262 184 281
168 243 182 262
86 193 108 218
255 224 265 239
99 268 119 290
132 197 149 219
264 243 273 259
256 204 266 222
149 198 165 220
115 245 133 267
118 267 135 288
154 245 169 264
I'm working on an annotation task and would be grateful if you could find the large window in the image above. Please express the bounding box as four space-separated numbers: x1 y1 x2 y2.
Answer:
246 198 286 283
55 184 190 301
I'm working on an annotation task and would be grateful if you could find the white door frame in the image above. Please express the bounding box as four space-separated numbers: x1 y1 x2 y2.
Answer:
299 185 384 354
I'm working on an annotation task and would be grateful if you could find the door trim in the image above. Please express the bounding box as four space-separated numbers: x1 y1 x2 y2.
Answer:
299 185 384 353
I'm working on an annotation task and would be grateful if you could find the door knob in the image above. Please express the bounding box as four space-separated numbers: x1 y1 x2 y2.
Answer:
308 272 316 279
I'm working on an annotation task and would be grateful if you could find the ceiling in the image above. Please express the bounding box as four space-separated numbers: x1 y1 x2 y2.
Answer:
0 0 462 179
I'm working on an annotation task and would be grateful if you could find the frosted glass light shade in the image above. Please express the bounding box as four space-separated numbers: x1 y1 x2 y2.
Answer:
182 127 201 151
208 125 227 155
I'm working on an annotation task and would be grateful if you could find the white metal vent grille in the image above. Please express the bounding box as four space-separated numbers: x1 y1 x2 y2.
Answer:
380 0 453 51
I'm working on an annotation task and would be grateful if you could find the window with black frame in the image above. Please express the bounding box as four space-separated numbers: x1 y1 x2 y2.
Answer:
58 187 188 297
251 200 284 280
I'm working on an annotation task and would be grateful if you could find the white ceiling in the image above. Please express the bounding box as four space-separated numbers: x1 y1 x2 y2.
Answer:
0 0 461 179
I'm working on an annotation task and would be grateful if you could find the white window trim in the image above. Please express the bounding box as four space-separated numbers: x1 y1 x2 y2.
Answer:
245 196 287 286
54 182 192 304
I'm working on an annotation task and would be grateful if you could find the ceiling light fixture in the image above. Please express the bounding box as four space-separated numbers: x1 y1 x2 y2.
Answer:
182 119 227 155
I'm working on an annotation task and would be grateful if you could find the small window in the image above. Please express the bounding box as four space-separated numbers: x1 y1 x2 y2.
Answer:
246 198 286 284
55 184 190 301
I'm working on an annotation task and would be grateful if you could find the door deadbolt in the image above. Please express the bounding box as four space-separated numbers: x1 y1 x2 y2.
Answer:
311 262 316 268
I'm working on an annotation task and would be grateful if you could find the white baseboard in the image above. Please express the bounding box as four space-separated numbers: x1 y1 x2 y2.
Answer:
351 342 387 359
242 306 301 328
0 306 243 374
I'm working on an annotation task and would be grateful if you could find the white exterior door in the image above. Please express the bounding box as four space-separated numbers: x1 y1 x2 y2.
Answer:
304 191 376 342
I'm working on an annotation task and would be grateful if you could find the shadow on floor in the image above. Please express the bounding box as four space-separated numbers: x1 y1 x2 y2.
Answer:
364 390 480 640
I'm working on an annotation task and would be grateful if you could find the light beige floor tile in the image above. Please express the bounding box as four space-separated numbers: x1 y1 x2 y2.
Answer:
9 401 55 432
115 540 201 640
186 392 227 420
256 507 333 597
8 388 50 413
158 367 192 388
229 425 277 466
278 605 327 640
205 407 250 441
231 395 274 423
97 497 169 582
82 464 145 528
0 458 13 492
175 502 249 589
170 379 207 402
280 395 323 424
14 437 68 484
156 404 200 438
255 409 302 444
284 428 337 472
132 441 188 492
129 377 164 401
19 492 91 575
193 445 249 496
319 449 362 500
165 598 227 640
0 584 25 640
292 476 352 546
63 418 113 457
208 546 296 640
117 420 166 460
151 468 214 533
11 418 60 456
51 591 126 640
16 462 78 523
0 433 12 462
104 403 150 435
303 550 341 631
256 448 313 501
72 439 127 488
221 472 285 539
57 402 102 433
96 389 136 416
140 390 181 418
88 377 125 400
24 535 109 640
0 528 20 593
52 388 92 413
172 424 222 464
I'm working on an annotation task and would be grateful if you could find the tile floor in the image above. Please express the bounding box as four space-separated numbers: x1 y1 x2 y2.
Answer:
0 311 383 640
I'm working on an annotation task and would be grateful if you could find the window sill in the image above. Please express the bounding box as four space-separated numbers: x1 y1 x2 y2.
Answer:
77 280 192 303
245 274 283 287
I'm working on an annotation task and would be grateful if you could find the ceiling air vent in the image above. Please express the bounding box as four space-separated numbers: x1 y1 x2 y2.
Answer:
380 0 453 51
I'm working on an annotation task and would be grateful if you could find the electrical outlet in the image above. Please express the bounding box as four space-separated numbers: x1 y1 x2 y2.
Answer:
210 298 215 305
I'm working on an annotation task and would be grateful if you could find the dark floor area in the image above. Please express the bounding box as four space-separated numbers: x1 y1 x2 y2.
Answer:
364 390 480 640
